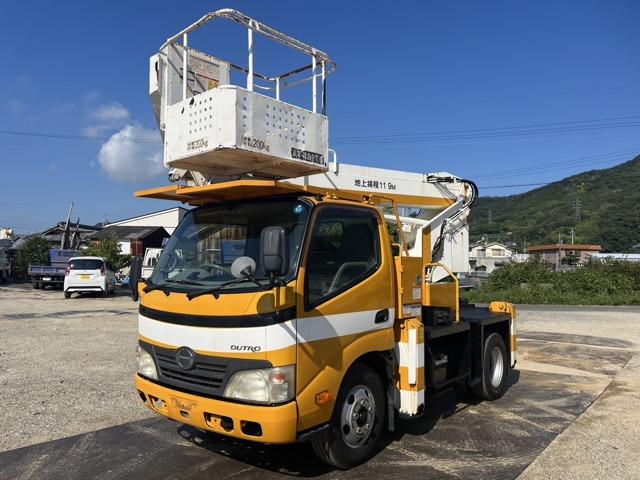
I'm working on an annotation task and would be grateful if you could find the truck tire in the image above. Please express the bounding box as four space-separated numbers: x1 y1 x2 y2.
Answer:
311 364 385 469
473 333 508 401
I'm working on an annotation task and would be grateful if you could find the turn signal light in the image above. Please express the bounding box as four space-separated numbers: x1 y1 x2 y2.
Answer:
315 391 334 405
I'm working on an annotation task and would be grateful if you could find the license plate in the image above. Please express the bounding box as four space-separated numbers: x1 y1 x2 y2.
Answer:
42 277 51 281
80 274 90 280
171 396 196 412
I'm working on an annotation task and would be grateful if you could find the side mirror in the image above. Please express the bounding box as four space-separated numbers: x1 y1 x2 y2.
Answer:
129 256 142 302
260 226 289 276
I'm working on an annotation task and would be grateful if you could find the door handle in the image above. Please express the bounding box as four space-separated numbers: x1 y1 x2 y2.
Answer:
374 309 389 324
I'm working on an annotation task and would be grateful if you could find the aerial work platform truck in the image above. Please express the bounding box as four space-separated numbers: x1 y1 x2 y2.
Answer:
132 9 516 469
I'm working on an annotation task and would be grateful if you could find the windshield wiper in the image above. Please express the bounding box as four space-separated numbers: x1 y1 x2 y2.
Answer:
143 278 207 294
186 276 265 301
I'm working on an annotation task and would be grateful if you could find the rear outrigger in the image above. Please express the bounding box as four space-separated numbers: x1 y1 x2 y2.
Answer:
133 9 516 469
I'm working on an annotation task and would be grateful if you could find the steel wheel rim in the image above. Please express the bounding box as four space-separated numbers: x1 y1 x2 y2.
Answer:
489 346 504 388
340 385 375 448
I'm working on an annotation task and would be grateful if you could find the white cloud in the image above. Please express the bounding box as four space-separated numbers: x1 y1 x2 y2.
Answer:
83 124 108 138
7 99 26 114
84 102 131 138
91 102 130 122
98 125 164 183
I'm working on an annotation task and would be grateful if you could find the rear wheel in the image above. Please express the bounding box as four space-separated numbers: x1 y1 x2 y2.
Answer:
473 333 508 400
64 292 71 299
102 290 108 298
311 364 385 469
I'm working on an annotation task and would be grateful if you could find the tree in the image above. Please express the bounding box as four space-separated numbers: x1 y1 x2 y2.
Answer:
83 234 131 271
561 251 580 266
16 236 50 279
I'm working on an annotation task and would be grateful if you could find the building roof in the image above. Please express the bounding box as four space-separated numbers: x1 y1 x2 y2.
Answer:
40 222 101 236
90 225 168 241
470 241 513 250
106 207 189 227
527 243 601 253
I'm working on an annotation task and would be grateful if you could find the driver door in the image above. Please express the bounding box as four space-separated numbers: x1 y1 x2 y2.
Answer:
295 204 395 430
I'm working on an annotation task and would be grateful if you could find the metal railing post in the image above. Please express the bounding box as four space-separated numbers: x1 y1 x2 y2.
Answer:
182 33 189 102
321 61 326 115
311 55 317 113
247 25 254 92
275 77 280 100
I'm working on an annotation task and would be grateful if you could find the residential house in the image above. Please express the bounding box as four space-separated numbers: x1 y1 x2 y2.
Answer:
527 243 601 267
469 241 522 273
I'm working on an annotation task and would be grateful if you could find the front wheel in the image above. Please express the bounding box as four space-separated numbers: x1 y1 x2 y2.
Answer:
311 364 385 469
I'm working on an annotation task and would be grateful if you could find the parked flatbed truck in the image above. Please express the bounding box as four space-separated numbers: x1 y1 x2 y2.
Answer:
29 248 79 289
131 9 516 469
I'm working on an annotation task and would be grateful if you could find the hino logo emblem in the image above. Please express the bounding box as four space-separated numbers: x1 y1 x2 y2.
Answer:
175 347 196 370
230 345 262 353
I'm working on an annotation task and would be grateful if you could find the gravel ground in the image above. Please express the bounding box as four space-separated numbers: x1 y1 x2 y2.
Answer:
1 284 639 479
515 305 640 480
0 284 151 453
515 304 640 349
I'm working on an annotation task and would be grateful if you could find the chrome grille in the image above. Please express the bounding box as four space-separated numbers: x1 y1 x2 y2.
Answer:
154 346 227 392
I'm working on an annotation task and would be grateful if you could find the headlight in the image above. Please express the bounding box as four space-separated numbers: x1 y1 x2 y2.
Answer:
223 365 295 404
136 345 158 380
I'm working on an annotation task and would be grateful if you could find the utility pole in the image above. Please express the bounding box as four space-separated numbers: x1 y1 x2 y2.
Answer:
574 198 582 221
488 209 492 224
61 202 74 249
569 228 575 244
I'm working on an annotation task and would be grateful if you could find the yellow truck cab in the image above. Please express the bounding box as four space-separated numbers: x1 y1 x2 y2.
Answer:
132 10 516 469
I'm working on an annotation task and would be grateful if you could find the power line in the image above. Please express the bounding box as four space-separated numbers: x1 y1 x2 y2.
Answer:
2 114 640 147
471 147 639 180
479 182 551 189
0 129 159 144
331 114 640 145
472 151 638 182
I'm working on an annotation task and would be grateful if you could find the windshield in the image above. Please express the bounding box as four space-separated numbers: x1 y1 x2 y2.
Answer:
69 259 103 270
148 198 311 291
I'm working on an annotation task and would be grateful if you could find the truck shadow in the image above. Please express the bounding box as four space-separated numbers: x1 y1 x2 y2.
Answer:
176 369 521 477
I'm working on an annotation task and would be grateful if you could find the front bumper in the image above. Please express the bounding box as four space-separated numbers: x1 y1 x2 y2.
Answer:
135 375 298 444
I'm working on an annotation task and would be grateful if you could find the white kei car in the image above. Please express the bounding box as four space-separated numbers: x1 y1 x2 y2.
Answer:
64 256 116 298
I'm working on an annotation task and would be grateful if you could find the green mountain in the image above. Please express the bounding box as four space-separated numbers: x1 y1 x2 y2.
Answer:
469 155 640 252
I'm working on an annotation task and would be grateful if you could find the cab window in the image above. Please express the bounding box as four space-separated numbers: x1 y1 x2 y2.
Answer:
305 206 380 309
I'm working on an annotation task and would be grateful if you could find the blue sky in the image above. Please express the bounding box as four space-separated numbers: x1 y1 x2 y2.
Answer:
1 1 639 233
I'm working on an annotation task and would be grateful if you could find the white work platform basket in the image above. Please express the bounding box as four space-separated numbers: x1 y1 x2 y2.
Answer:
164 86 328 177
150 9 335 180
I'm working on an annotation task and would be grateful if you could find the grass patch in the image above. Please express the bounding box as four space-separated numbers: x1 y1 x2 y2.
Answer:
463 258 640 305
